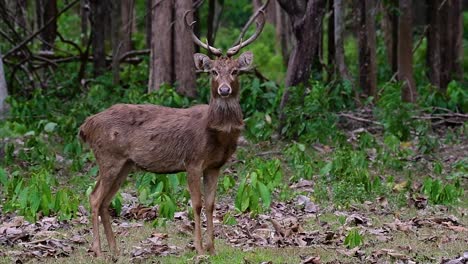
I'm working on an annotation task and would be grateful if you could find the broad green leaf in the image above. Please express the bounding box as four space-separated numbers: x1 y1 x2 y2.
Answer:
257 181 271 209
44 122 58 133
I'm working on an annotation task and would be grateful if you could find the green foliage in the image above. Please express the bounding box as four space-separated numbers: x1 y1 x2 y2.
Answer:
315 147 387 204
235 158 283 214
285 142 314 181
422 178 463 205
344 228 363 249
376 82 413 140
282 80 354 143
1 169 79 221
135 172 189 219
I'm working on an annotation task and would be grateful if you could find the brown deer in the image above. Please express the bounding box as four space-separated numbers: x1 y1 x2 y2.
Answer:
79 3 268 257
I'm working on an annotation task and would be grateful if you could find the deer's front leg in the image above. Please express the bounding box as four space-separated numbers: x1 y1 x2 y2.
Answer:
203 168 220 255
187 166 204 254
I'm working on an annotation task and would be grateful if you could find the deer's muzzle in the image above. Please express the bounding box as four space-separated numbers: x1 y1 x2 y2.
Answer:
218 85 232 97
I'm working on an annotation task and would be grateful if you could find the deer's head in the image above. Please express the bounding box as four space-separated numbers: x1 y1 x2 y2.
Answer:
184 1 268 99
193 52 253 98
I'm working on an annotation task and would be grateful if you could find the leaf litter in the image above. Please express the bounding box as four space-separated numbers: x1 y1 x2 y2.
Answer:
1 188 467 263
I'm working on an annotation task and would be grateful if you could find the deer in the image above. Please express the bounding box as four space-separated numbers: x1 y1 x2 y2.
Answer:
79 2 268 257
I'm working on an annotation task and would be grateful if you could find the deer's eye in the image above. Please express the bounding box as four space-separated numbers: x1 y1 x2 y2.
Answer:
231 69 239 76
211 70 219 76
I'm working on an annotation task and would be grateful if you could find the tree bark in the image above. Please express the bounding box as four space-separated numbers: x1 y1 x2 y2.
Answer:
14 0 28 33
277 0 327 130
382 0 398 75
146 0 152 49
148 0 173 92
207 0 215 47
121 0 135 54
275 3 292 66
174 0 196 97
358 0 377 98
41 0 58 51
0 50 8 118
111 0 122 84
333 0 351 82
90 0 107 76
327 0 335 67
426 0 441 88
398 0 417 102
80 0 89 45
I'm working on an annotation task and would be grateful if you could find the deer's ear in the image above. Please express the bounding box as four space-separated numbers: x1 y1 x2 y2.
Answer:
194 53 212 72
237 51 253 71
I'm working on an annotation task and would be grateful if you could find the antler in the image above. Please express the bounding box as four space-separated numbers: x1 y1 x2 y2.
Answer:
184 10 223 56
226 0 269 57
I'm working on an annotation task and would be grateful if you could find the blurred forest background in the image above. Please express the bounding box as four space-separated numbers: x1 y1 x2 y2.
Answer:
0 0 467 263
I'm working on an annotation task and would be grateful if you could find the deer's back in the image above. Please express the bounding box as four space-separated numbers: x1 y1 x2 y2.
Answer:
80 104 212 172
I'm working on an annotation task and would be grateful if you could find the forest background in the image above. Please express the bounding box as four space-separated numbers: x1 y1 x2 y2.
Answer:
0 0 467 263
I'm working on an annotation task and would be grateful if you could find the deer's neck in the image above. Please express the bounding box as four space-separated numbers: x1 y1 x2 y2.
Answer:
207 97 244 133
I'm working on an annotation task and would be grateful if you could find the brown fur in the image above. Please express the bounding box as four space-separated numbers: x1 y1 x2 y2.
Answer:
79 53 251 257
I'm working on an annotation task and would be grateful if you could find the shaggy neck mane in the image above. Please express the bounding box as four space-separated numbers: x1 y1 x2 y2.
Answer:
207 97 244 132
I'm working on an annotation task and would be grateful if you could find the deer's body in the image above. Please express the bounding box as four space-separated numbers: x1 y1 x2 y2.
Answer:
80 4 266 257
80 103 241 174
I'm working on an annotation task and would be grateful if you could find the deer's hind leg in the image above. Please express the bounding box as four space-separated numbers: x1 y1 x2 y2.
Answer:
100 161 132 255
89 157 129 257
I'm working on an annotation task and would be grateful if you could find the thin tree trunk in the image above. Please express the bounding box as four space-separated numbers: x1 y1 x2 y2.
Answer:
358 0 377 98
111 0 122 84
90 0 107 76
14 0 28 33
398 0 417 102
0 50 8 118
382 0 398 74
334 0 350 82
174 0 196 98
41 0 57 51
426 0 441 88
121 0 135 54
80 0 89 45
327 0 335 67
207 0 215 47
450 0 463 80
146 0 152 49
148 0 173 92
276 4 291 66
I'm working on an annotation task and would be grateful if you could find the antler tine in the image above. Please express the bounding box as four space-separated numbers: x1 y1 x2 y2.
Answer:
183 10 223 56
227 0 269 57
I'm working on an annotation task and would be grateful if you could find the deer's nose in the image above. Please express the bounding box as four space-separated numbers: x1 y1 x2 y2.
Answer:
218 85 232 97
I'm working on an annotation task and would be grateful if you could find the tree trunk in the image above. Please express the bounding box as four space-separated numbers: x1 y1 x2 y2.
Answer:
174 0 196 98
0 51 8 118
14 0 28 33
148 0 173 92
358 0 377 98
121 0 135 54
426 0 441 88
111 0 122 84
80 0 89 45
41 0 57 51
275 3 292 66
146 0 152 49
398 0 417 102
278 0 327 130
449 0 463 81
327 0 335 67
382 0 398 74
207 0 215 47
333 0 351 82
90 0 107 76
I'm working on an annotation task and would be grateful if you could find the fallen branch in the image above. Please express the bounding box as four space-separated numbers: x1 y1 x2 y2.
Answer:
338 113 382 126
